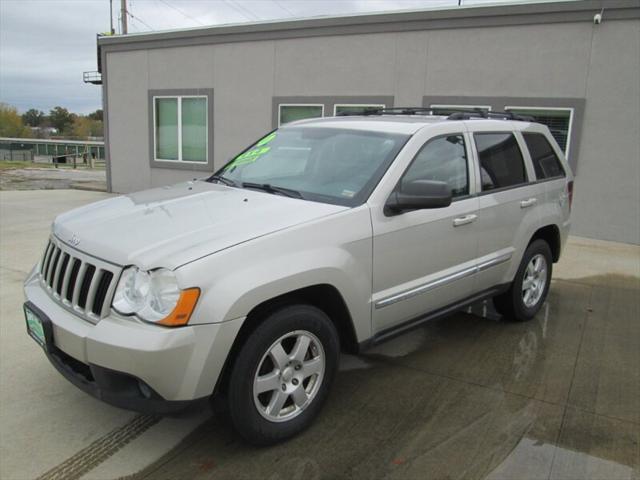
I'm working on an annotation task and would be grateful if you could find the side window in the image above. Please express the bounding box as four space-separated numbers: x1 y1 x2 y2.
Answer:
402 134 469 198
522 132 566 180
474 133 527 191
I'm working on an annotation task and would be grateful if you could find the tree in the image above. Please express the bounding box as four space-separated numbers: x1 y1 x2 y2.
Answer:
87 109 103 121
0 103 32 137
22 108 44 127
48 106 74 133
70 116 103 139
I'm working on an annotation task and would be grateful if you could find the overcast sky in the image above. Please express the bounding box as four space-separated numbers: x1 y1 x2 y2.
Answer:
0 0 570 115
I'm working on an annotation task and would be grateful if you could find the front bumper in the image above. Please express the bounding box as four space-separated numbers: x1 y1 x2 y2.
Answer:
24 269 244 411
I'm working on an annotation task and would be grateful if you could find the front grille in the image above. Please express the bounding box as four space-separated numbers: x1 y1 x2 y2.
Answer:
39 237 121 323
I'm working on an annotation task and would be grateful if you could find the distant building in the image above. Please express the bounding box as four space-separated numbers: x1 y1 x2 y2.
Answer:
97 0 640 244
30 126 58 137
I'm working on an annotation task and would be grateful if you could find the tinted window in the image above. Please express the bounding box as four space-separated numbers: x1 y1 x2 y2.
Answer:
507 108 571 154
474 133 527 191
403 134 469 198
523 133 566 179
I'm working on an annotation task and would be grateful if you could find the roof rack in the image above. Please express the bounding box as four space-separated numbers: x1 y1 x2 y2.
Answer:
336 106 535 122
446 110 535 122
336 107 437 116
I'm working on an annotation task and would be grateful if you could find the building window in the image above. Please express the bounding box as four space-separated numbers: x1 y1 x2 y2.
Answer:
474 133 527 191
278 104 324 126
154 96 207 163
430 105 492 116
334 104 386 116
505 107 573 157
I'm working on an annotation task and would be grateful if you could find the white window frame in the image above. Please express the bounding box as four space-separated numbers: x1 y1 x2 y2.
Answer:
504 106 574 159
430 104 493 114
278 103 324 127
333 103 386 116
153 95 208 163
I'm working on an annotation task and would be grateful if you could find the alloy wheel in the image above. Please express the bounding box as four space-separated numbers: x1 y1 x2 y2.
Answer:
253 330 325 423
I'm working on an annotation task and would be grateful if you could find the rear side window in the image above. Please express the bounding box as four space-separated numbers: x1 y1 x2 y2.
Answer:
402 134 469 198
523 132 566 179
474 133 527 191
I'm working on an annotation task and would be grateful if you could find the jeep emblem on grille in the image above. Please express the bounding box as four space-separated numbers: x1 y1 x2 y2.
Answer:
69 235 80 247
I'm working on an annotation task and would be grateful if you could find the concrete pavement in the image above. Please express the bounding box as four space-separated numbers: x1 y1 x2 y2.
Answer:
0 189 638 480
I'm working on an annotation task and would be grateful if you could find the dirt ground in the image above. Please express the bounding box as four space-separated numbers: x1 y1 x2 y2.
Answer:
0 167 106 192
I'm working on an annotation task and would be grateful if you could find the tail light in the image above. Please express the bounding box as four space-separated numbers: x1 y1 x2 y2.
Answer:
567 181 574 211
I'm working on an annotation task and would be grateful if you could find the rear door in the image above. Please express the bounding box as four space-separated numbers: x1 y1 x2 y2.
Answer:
520 129 572 243
470 124 541 290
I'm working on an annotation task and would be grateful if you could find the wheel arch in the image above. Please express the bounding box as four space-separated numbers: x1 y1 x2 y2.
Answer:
530 224 561 263
213 283 359 396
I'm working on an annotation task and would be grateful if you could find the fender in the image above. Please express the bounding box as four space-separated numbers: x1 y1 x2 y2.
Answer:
175 206 374 343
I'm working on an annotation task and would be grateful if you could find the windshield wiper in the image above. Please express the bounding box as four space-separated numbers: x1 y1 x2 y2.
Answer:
241 182 305 199
209 174 237 187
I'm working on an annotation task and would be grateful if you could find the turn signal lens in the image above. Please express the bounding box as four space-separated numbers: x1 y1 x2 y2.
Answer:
157 288 200 327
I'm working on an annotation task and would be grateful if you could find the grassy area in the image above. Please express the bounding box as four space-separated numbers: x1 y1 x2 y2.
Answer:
0 161 48 171
0 160 105 171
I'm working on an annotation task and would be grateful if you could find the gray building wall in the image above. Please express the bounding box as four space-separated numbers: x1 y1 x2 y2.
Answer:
101 1 640 244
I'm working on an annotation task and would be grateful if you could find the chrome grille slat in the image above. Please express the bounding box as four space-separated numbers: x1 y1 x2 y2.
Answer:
98 272 117 317
85 268 102 315
52 252 67 295
77 264 96 311
41 242 54 275
37 237 121 324
46 247 61 287
60 255 73 301
72 262 88 308
65 259 81 303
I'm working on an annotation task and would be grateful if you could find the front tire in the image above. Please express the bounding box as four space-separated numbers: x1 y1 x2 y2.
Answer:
494 239 552 322
227 304 339 445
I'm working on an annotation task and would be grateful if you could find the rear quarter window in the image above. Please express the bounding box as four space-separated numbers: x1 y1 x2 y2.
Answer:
474 133 527 191
522 132 566 180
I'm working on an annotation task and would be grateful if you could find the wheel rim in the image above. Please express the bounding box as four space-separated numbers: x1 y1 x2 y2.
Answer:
522 254 548 308
253 330 325 423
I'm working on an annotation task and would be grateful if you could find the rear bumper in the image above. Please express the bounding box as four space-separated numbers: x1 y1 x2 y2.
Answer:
24 268 244 409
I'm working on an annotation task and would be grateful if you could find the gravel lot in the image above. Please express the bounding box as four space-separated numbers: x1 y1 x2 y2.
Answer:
0 167 106 191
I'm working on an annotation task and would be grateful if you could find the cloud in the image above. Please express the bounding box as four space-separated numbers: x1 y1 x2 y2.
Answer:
0 0 557 114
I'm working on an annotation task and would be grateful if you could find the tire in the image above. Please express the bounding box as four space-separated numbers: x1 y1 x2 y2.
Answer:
227 304 339 445
494 239 552 322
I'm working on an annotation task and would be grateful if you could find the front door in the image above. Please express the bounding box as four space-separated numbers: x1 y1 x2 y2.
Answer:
370 127 479 334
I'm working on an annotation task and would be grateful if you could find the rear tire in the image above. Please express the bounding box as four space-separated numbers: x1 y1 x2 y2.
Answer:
494 239 552 322
227 304 339 445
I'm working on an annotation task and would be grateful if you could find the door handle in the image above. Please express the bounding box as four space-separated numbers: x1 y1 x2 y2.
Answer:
453 214 477 227
520 198 537 208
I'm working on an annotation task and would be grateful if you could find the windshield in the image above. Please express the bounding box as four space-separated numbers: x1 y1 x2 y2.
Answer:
211 127 410 206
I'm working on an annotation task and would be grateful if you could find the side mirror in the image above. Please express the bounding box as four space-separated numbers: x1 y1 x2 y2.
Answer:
385 179 452 215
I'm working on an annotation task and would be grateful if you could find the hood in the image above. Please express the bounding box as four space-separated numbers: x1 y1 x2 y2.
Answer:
53 180 348 270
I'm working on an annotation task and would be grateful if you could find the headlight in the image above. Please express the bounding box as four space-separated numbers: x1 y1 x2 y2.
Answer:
112 266 200 327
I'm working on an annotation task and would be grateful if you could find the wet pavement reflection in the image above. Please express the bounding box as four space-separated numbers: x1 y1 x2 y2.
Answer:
135 275 639 480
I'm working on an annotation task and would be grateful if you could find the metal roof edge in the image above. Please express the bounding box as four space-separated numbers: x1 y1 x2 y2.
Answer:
98 0 640 51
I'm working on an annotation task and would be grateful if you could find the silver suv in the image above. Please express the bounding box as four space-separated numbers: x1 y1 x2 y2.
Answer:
24 108 573 445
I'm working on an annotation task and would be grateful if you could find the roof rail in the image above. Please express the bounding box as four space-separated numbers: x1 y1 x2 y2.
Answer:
447 110 535 122
336 107 437 116
335 106 535 122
